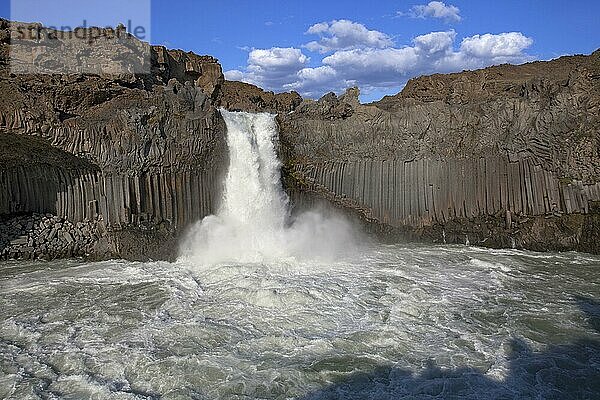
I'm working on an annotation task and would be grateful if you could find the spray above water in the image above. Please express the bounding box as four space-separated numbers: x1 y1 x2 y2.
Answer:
179 110 358 265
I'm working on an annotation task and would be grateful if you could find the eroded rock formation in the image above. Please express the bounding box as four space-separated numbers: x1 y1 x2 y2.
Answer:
215 80 302 113
277 51 600 252
0 20 229 260
1 17 599 259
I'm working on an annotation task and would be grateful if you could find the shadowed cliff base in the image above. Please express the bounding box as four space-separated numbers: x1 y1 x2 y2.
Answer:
283 158 600 254
0 134 98 170
301 297 600 399
0 133 97 220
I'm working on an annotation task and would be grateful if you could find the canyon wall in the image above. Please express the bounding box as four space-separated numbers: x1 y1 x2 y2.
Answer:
1 17 599 259
0 19 229 260
0 19 300 260
278 52 600 252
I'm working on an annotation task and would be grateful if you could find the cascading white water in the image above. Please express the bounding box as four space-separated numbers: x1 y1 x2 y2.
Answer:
179 110 357 265
4 112 599 400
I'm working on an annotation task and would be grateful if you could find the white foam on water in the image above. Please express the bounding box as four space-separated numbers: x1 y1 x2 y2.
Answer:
1 245 599 399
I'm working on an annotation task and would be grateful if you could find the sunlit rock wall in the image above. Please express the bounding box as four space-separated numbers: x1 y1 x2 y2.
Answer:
279 51 600 252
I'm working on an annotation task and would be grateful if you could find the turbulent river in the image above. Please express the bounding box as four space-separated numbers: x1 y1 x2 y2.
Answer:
1 112 599 399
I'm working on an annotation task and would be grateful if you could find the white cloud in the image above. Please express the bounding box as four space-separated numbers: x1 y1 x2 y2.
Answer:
413 30 456 55
306 22 329 35
315 31 532 95
247 47 309 72
225 21 536 100
323 47 419 77
304 20 394 53
460 32 534 58
283 66 351 98
226 47 309 90
295 65 338 83
409 1 462 23
224 69 244 81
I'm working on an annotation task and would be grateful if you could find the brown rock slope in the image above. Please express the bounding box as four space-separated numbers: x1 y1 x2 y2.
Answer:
278 51 600 253
215 80 302 113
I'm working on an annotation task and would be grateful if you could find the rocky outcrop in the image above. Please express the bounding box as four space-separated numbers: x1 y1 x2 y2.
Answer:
279 52 600 253
153 47 224 97
0 19 228 260
215 80 302 113
0 213 102 260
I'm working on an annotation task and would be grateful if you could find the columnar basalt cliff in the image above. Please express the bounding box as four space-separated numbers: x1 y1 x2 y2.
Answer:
0 19 302 261
0 19 231 260
277 52 600 253
1 17 599 259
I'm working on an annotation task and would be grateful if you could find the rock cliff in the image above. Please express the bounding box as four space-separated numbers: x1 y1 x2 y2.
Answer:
0 19 229 260
277 51 600 253
215 80 302 113
1 17 599 259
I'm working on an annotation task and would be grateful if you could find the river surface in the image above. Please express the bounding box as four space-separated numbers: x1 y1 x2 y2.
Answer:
2 111 600 399
1 245 599 399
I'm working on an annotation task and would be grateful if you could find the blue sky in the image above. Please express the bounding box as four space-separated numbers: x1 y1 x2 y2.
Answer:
2 1 599 102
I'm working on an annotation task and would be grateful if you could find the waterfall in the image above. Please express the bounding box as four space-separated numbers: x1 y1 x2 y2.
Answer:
179 110 358 265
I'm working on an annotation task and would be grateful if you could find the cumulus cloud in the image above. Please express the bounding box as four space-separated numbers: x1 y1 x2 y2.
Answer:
408 1 462 23
247 47 309 72
460 32 534 58
225 20 535 100
413 30 456 55
224 69 244 81
317 31 533 88
323 48 418 76
227 47 309 89
304 20 394 53
293 66 338 86
283 66 353 98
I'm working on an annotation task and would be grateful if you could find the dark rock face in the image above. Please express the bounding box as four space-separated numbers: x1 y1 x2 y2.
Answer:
1 16 599 259
279 53 600 253
153 47 224 97
290 91 356 120
0 19 228 261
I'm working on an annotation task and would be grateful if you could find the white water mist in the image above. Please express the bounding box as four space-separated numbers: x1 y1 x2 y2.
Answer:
179 110 359 265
